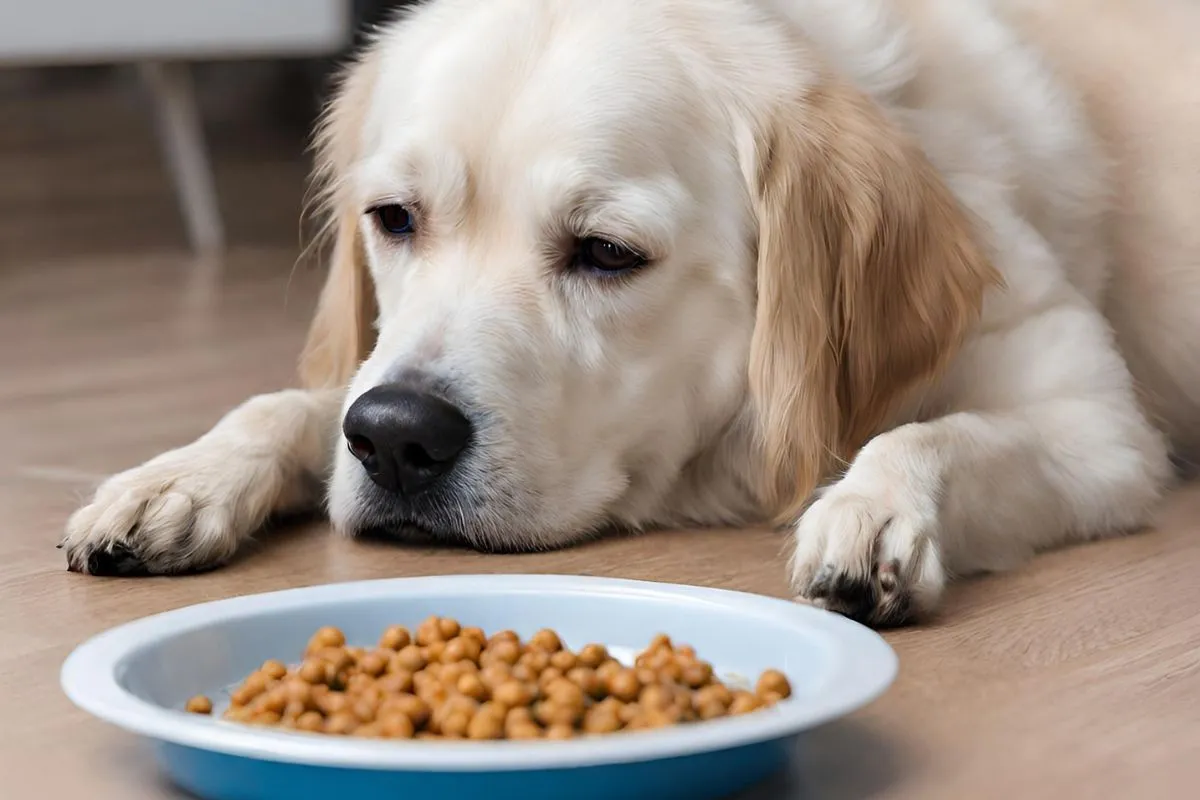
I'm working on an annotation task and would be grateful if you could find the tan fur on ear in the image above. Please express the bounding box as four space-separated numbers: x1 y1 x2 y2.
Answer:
749 78 1002 523
298 46 382 390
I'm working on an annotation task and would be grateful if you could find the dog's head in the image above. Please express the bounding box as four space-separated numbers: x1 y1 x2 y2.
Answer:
302 0 996 551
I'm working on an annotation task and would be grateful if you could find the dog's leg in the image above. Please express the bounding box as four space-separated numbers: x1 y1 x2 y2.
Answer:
789 300 1174 627
63 388 344 575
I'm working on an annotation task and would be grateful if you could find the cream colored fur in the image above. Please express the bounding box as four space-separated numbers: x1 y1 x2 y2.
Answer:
64 0 1198 627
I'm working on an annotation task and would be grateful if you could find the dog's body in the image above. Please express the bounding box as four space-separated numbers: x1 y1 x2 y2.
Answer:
64 0 1199 627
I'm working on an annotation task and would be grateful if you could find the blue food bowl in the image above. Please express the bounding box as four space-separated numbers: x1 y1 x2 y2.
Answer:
61 575 897 800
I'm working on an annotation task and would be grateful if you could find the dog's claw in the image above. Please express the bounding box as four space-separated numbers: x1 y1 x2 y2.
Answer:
83 543 152 577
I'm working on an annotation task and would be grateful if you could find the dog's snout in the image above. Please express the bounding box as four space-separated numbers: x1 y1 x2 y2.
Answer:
342 384 472 496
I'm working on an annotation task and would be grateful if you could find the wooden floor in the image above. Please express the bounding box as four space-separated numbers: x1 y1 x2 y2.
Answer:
3 70 1199 800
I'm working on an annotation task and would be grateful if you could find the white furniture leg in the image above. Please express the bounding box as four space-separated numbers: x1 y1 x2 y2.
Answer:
139 61 225 253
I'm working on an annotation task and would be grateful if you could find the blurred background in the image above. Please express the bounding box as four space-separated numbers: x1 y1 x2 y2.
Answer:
0 0 409 495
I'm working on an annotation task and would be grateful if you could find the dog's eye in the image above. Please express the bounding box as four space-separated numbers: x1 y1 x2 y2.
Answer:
575 237 646 274
374 205 415 236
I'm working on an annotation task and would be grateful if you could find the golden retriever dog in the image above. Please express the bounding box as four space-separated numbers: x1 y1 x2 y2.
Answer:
63 0 1200 627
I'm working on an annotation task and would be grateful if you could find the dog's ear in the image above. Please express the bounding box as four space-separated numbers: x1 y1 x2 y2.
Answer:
299 49 382 390
747 78 1001 522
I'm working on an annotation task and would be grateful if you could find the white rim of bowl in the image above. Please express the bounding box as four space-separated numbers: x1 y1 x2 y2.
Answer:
61 574 897 772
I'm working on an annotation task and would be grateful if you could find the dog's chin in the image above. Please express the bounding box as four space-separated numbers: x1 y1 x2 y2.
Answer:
339 492 547 554
341 498 605 555
353 520 556 555
333 469 611 554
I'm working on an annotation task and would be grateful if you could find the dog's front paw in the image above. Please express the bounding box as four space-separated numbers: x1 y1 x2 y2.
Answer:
62 446 260 576
790 455 946 627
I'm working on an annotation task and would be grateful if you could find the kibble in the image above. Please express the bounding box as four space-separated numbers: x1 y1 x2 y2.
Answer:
185 695 213 715
199 620 791 741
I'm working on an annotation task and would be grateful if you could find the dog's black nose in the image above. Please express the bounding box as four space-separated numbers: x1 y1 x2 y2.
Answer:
342 384 472 496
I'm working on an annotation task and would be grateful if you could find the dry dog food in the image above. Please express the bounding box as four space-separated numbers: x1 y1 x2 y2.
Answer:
186 617 792 740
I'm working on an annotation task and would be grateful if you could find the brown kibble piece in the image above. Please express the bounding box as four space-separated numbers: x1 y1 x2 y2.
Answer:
185 695 213 715
487 639 521 666
578 644 608 669
261 660 288 680
510 663 536 683
379 625 412 651
608 669 641 702
378 712 415 739
316 647 354 675
224 706 254 723
477 701 507 721
535 700 581 727
695 683 732 708
493 680 535 708
439 661 468 687
308 626 346 652
242 671 270 695
440 709 472 738
755 669 792 700
682 661 714 688
461 626 487 644
505 706 535 727
729 691 762 715
359 651 388 677
549 650 577 671
298 659 327 685
442 636 482 664
295 711 324 732
545 679 585 710
643 708 679 728
635 667 659 687
508 722 543 740
422 641 446 663
467 711 504 740
383 693 431 728
283 700 308 720
377 669 414 695
479 663 512 690
256 688 288 715
325 711 359 735
251 710 283 726
546 723 575 740
352 697 378 723
317 691 351 716
639 683 676 712
566 667 604 699
657 660 684 683
537 667 565 690
519 649 551 673
529 629 562 653
393 645 426 672
416 616 443 646
583 705 622 734
433 696 480 733
418 682 450 708
284 679 313 706
457 672 489 701
345 673 375 695
489 629 520 647
438 618 461 640
596 659 622 678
